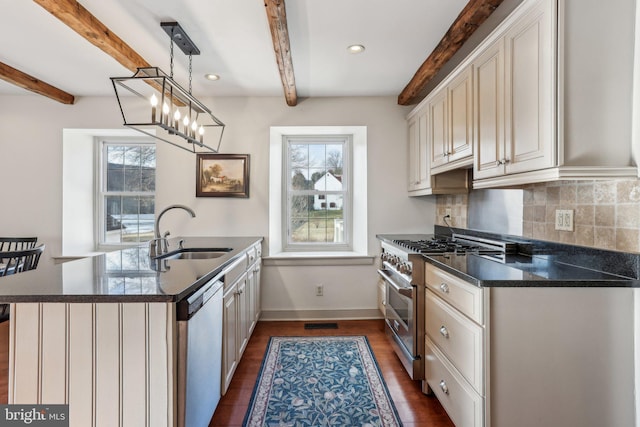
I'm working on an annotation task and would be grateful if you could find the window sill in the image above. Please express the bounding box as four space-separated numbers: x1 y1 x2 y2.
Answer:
264 252 375 266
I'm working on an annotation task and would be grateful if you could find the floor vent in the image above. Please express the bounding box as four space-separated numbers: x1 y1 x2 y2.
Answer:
304 322 338 330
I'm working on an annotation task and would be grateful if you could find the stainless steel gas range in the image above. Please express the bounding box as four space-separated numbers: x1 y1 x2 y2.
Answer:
377 233 515 385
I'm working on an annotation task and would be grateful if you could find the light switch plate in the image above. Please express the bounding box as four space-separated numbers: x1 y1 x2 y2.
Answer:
555 209 574 231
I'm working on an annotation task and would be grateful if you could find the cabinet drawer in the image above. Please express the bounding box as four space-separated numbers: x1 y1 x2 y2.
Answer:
223 253 247 291
246 246 258 266
426 290 484 393
425 263 484 324
425 336 484 427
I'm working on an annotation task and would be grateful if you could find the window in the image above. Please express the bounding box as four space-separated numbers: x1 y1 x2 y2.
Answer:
269 126 368 257
285 137 350 251
99 142 156 247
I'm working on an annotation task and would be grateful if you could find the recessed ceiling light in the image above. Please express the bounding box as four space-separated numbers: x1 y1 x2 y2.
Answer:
204 73 220 81
347 44 365 54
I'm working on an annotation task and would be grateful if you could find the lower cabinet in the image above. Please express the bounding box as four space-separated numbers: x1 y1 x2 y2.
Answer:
222 243 262 394
424 263 486 427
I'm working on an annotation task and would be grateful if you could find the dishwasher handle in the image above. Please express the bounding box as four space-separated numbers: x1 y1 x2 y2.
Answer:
178 277 223 321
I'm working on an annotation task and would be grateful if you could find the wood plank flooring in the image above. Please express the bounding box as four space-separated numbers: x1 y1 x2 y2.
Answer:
210 319 454 427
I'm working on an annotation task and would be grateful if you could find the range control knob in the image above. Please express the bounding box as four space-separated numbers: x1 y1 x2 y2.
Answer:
404 263 412 275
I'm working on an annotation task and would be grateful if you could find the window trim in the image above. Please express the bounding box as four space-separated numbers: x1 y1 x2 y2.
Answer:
269 126 367 257
96 139 156 250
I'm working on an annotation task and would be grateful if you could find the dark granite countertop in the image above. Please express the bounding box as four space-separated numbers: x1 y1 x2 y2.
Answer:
0 236 263 303
377 231 640 288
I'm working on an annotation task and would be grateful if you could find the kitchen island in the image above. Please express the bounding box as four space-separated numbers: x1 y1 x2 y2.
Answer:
0 236 263 427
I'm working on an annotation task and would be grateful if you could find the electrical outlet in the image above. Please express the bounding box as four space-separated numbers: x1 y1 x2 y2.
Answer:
555 209 574 231
316 284 323 296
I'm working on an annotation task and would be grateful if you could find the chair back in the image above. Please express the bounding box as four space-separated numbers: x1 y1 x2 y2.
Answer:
0 237 38 252
0 244 45 277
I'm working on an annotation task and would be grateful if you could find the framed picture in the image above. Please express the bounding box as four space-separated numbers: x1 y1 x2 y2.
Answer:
196 154 250 197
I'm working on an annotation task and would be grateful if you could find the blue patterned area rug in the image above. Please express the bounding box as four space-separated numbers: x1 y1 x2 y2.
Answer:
243 336 403 427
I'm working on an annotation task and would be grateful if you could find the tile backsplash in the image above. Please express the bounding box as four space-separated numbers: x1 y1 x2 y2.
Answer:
436 179 640 253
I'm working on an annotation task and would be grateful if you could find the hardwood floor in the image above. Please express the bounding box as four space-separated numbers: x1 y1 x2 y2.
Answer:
210 319 454 427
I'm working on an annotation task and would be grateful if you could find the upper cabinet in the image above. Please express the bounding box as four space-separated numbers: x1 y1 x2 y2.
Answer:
407 102 471 197
430 67 474 172
408 0 638 193
408 112 430 193
474 0 556 183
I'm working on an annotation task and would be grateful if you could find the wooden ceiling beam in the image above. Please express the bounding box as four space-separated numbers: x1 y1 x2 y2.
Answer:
398 0 505 106
264 0 298 106
0 61 75 104
33 0 150 73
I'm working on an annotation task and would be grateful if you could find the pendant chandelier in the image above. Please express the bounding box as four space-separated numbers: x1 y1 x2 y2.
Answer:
110 22 225 153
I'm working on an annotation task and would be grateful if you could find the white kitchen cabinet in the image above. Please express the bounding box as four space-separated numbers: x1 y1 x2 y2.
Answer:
221 243 263 394
407 102 471 197
408 112 430 193
430 67 474 172
473 38 505 181
424 261 636 427
424 263 486 426
471 0 637 187
474 0 555 182
247 245 262 335
222 276 239 393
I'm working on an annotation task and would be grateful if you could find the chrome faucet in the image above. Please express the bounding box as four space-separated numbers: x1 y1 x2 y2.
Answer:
149 204 196 257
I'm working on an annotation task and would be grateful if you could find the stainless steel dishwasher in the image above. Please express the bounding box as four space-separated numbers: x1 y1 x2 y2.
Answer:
177 275 224 427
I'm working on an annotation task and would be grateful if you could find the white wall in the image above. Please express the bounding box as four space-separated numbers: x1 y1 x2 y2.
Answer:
0 94 436 317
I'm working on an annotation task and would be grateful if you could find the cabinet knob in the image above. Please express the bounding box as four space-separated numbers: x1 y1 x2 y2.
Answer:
439 325 450 339
439 380 449 395
439 283 450 293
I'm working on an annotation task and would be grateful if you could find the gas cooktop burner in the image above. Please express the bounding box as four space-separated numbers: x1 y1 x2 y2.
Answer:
392 234 515 255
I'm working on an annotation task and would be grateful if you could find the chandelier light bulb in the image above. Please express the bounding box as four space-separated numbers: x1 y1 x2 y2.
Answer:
183 115 190 134
198 125 204 143
173 109 181 129
162 102 170 125
150 94 158 122
191 119 198 138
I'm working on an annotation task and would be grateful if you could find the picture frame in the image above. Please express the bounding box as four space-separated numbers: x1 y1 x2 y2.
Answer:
196 154 250 198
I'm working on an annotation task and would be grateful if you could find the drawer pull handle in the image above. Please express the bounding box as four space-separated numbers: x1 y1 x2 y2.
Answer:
439 380 449 395
439 325 450 339
439 283 449 293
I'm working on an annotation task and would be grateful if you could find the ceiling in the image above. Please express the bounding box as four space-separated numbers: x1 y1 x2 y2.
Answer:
0 0 470 103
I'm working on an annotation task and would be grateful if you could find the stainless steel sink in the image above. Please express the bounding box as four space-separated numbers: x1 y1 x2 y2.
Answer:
155 247 233 260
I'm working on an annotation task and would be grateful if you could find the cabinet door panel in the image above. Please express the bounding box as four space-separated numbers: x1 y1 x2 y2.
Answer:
429 90 448 169
408 117 420 191
448 68 473 162
473 39 505 180
504 0 555 174
222 289 237 394
408 113 430 192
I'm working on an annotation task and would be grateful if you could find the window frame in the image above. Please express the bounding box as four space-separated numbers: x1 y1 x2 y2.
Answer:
283 135 352 252
269 126 368 257
96 139 156 250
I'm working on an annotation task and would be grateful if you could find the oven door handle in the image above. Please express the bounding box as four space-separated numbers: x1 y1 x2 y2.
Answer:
377 269 414 298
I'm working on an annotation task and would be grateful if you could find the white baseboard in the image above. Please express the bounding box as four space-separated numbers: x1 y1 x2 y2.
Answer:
259 309 383 321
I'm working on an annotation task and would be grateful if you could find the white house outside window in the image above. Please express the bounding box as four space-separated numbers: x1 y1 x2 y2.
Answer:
285 136 351 251
99 142 156 248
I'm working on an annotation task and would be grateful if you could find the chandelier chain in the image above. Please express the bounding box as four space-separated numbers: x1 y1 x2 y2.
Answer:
188 54 193 94
169 33 174 78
